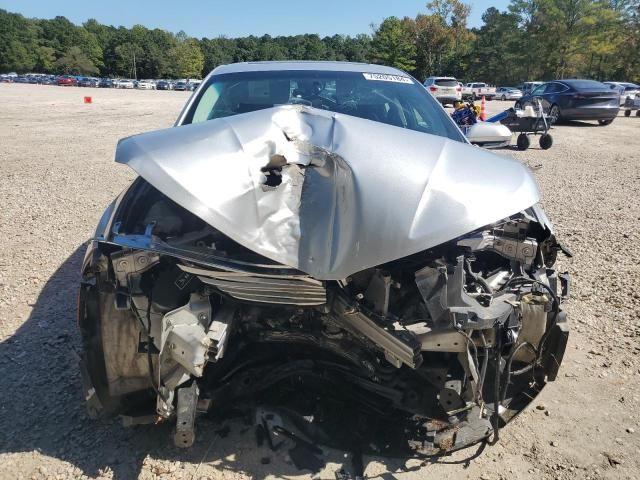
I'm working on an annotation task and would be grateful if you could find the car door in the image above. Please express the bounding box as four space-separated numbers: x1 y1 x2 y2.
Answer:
544 82 569 110
528 83 550 111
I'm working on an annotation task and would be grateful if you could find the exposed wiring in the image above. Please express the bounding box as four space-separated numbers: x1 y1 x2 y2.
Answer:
476 331 489 403
500 341 537 404
464 258 493 294
488 322 502 445
456 328 482 402
497 276 561 364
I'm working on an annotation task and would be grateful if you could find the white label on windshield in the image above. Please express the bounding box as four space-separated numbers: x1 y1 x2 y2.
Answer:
363 73 412 84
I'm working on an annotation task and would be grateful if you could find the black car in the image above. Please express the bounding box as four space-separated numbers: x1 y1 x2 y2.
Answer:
173 81 188 91
516 79 620 125
98 78 114 88
156 80 172 90
78 77 94 87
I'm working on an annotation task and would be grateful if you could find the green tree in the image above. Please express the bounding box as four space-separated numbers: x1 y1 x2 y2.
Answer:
369 17 416 71
410 0 473 80
1 4 638 85
0 9 40 72
201 37 236 75
115 42 144 78
169 38 204 78
465 8 524 84
343 34 372 62
54 46 98 74
34 46 56 72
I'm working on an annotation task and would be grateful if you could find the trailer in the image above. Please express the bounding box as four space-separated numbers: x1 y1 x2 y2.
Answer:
486 99 553 151
623 96 640 117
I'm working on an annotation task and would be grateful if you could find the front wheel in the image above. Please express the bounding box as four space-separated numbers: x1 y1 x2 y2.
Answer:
501 95 506 101
539 133 553 150
624 110 631 117
598 119 614 126
517 133 530 151
548 105 560 125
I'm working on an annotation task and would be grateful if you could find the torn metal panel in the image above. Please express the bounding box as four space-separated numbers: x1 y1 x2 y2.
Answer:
116 105 540 280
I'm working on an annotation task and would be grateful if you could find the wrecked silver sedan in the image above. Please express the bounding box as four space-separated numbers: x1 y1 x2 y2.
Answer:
78 62 570 455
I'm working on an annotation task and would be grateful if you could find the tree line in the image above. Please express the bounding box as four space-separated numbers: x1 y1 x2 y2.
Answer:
1 0 638 84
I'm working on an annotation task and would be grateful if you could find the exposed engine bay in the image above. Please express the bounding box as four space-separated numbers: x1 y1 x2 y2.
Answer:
79 105 570 456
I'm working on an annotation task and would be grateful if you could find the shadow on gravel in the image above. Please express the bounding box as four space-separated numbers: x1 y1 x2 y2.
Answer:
555 120 602 127
0 247 485 479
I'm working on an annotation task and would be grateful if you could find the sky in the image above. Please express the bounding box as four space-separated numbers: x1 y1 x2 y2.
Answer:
0 0 510 38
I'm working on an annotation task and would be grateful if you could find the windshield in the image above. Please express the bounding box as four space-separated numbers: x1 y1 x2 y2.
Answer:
182 70 465 142
435 78 458 87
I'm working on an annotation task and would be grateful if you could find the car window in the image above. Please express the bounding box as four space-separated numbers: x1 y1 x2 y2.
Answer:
531 84 547 95
434 79 458 87
544 83 565 94
184 70 465 142
566 79 607 90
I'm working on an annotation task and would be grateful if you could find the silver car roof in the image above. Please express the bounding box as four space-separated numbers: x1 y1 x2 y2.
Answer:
210 61 410 76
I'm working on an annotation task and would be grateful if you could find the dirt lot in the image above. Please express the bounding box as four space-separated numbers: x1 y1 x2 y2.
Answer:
0 83 639 480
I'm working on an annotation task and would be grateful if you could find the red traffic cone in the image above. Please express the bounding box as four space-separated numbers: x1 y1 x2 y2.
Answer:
83 96 92 104
480 96 486 121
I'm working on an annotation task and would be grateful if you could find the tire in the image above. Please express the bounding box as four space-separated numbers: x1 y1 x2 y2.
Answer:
636 111 640 117
501 95 506 101
517 134 530 151
598 119 614 126
625 110 631 117
539 133 553 150
549 104 560 125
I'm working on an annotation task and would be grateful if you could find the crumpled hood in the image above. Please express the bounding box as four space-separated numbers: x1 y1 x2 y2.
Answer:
116 105 539 280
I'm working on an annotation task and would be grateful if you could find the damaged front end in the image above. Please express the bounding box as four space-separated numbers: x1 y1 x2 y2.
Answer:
79 105 570 455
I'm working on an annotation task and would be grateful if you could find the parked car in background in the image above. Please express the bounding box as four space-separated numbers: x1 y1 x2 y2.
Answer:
136 79 156 90
189 80 202 91
603 81 639 105
517 79 619 125
496 86 522 101
40 75 56 85
156 80 173 90
462 82 496 100
57 75 78 86
518 82 544 95
98 78 114 88
118 79 135 89
79 77 99 87
423 76 462 106
173 80 189 91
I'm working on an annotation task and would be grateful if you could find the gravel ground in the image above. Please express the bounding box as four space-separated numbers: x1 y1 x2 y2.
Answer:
0 84 639 480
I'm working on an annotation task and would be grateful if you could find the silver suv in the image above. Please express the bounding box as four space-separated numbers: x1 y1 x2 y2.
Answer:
423 76 462 106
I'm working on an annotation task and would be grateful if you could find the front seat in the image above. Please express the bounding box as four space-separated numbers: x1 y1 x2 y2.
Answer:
386 103 405 128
